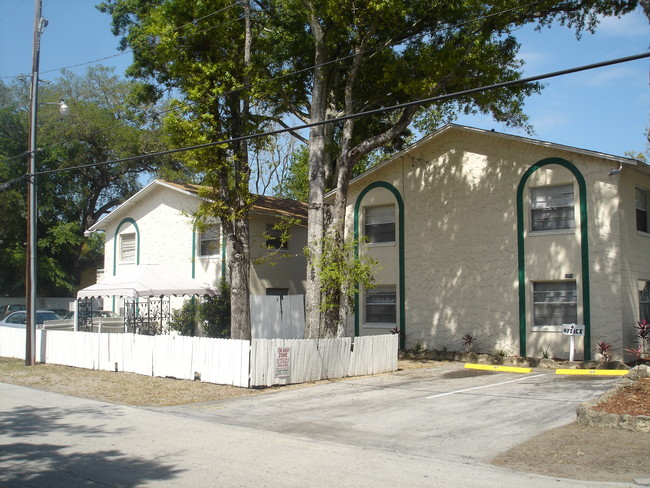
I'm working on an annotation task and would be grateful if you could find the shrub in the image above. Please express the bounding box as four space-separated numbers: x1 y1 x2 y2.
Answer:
595 340 612 362
168 279 231 338
168 298 200 336
201 279 231 338
462 333 476 352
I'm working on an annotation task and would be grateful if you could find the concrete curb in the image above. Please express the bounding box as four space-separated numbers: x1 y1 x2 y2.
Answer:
464 363 532 374
555 368 628 376
575 366 650 433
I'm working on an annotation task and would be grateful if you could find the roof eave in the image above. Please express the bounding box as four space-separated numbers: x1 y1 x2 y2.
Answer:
329 124 644 199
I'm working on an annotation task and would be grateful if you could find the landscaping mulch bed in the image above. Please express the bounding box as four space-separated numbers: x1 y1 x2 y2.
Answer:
592 377 650 416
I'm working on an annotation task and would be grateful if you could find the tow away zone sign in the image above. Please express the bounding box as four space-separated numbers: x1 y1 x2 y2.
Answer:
275 346 291 377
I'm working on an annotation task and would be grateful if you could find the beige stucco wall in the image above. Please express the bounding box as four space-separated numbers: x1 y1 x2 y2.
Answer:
249 214 308 295
618 168 650 358
345 127 643 360
103 185 200 280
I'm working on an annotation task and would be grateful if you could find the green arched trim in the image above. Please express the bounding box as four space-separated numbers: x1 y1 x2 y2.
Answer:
516 158 591 359
112 218 140 275
111 218 140 312
353 181 405 349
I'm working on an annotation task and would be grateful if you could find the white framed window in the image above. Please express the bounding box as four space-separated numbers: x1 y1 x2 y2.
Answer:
365 285 397 325
265 224 288 250
200 225 221 257
532 281 577 327
640 281 650 322
635 187 648 233
365 205 395 243
531 184 575 232
119 233 136 263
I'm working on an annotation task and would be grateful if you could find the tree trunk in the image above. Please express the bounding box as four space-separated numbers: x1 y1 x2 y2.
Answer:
226 218 251 340
303 2 329 339
304 106 327 339
228 0 253 341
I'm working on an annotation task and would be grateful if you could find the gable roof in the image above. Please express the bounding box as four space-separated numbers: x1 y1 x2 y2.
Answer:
161 180 309 219
89 179 308 232
340 124 649 192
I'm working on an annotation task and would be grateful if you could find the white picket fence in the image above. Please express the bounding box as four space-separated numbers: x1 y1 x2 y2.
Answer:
0 326 397 388
249 335 398 386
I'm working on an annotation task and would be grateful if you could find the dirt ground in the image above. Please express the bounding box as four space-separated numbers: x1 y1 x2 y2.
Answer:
1 357 649 483
0 357 267 406
493 376 650 483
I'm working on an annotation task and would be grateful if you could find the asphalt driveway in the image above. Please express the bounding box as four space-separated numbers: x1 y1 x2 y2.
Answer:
0 362 628 487
156 362 620 463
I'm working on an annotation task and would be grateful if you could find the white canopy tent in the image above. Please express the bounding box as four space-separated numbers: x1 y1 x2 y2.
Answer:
75 265 220 334
77 264 220 299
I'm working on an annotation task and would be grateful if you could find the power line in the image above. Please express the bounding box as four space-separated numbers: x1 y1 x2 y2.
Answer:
27 51 649 179
0 2 243 80
0 0 558 165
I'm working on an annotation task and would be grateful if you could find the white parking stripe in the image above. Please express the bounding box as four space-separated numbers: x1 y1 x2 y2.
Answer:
425 373 546 399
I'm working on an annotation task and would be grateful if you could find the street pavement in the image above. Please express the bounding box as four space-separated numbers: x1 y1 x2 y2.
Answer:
0 362 635 487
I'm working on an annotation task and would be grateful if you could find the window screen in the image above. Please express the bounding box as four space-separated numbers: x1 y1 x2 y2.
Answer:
265 224 288 250
532 281 577 326
365 205 395 243
636 188 648 233
531 184 575 231
120 233 136 263
640 281 650 322
200 225 221 256
365 285 397 324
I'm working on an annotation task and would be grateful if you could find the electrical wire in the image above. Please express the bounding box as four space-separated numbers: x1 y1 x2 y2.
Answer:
0 0 562 165
0 1 251 81
23 51 649 179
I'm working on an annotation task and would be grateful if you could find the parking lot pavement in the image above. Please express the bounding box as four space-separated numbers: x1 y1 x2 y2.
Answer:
156 362 622 463
1 365 629 488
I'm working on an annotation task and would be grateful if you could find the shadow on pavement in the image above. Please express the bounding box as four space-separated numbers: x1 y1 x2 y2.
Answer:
0 405 127 438
0 406 183 486
0 442 183 487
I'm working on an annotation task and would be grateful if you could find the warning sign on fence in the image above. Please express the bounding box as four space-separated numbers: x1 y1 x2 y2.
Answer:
275 347 291 377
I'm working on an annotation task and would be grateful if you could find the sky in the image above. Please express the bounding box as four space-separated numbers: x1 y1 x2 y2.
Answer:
1 0 649 159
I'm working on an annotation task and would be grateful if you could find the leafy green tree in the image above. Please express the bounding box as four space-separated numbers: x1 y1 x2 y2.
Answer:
201 279 231 338
0 67 166 296
0 81 30 296
273 146 310 202
168 298 200 336
99 0 279 340
98 0 638 340
168 281 231 338
305 235 377 333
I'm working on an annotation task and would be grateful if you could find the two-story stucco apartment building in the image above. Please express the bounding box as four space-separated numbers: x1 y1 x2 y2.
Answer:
86 180 308 312
342 125 650 360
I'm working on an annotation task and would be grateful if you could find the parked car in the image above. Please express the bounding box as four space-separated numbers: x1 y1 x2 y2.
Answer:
0 310 61 328
84 310 121 319
50 309 71 319
0 304 26 320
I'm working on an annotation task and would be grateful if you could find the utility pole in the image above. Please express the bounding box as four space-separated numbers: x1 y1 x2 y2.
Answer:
26 0 46 365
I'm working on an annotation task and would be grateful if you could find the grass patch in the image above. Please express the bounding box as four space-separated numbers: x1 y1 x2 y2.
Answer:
0 357 261 407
